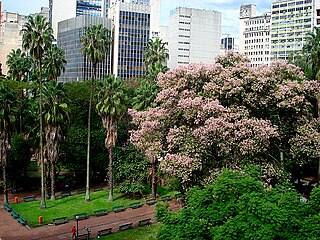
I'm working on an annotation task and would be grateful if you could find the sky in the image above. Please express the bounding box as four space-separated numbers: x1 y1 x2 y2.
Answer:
1 0 274 36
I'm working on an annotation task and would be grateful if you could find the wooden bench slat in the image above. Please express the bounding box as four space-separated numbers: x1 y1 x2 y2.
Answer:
92 186 103 192
77 233 90 239
23 195 36 202
74 213 88 220
138 218 151 227
60 191 71 197
118 223 133 231
10 210 20 219
52 216 68 225
17 217 27 226
93 209 108 216
146 199 157 205
4 204 12 212
129 202 142 209
77 189 86 194
97 228 112 237
112 206 125 213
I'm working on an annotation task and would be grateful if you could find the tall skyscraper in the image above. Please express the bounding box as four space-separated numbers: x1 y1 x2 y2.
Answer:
57 15 112 82
239 4 271 66
50 0 106 38
270 0 320 61
108 1 151 80
166 7 221 69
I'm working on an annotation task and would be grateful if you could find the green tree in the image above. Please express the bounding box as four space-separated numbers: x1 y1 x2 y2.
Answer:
21 14 54 209
95 75 127 201
303 26 320 178
157 168 320 240
6 48 31 82
144 38 169 70
42 81 69 200
0 84 17 204
43 45 66 81
81 24 111 202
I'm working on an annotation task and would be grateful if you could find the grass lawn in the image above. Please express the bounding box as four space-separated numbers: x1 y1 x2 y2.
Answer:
98 223 162 240
11 187 177 227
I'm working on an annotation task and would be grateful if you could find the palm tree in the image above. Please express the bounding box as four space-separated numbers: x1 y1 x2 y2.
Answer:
303 26 320 178
42 81 69 200
21 14 54 209
144 38 169 70
43 45 67 82
132 78 159 111
0 85 17 204
81 24 111 202
6 48 31 82
95 75 127 201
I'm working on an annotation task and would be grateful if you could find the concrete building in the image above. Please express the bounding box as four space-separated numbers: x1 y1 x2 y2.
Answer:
270 0 320 61
220 36 239 54
0 4 48 75
57 15 112 82
166 7 221 69
49 0 106 39
108 1 151 80
239 4 271 67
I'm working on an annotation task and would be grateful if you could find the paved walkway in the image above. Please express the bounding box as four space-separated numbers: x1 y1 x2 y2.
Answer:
0 191 180 240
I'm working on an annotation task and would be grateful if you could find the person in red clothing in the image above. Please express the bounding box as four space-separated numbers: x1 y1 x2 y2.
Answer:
71 225 76 239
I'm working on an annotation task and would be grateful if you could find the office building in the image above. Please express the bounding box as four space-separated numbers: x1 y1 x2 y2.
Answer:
270 0 320 61
57 15 112 82
221 36 239 53
0 5 48 75
166 7 221 69
108 1 151 80
239 4 271 66
50 0 106 38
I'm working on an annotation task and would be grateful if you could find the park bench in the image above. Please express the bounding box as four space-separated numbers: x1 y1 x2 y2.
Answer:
92 186 103 192
10 210 20 219
4 203 12 212
112 205 125 213
118 223 133 231
161 195 172 202
138 218 151 227
60 191 71 197
146 199 157 205
77 189 86 194
97 228 112 237
93 209 108 217
175 193 182 199
23 195 36 202
129 202 142 209
17 216 28 226
76 233 90 239
74 213 88 220
52 216 68 225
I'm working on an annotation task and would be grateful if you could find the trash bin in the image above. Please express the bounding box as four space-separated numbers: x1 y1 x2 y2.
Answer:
14 197 19 203
39 216 43 224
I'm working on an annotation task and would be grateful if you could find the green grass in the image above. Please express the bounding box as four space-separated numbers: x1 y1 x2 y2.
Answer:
11 187 178 227
12 190 142 227
97 223 161 240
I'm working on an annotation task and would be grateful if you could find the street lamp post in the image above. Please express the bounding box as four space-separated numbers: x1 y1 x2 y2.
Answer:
76 216 79 239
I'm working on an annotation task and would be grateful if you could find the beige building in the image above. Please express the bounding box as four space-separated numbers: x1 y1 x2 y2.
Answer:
239 4 271 67
0 5 48 75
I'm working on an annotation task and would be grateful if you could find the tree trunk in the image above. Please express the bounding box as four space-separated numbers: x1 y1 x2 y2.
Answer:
50 161 55 200
151 156 158 199
108 146 113 202
39 60 46 209
85 63 96 202
1 143 8 204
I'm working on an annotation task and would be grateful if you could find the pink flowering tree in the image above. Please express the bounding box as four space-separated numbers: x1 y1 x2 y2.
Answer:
129 52 320 189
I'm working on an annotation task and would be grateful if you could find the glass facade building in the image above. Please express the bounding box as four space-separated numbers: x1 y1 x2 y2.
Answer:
76 0 103 16
57 15 112 82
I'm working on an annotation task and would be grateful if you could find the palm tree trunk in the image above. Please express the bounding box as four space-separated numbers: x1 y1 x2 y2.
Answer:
85 63 96 202
108 146 113 202
1 141 8 204
151 156 158 199
50 160 56 200
39 60 46 209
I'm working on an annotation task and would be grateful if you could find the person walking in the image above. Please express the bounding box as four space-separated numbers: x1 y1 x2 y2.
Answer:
71 225 76 239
